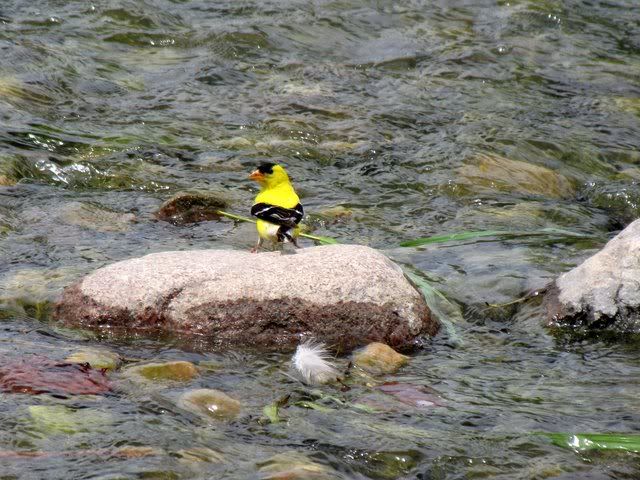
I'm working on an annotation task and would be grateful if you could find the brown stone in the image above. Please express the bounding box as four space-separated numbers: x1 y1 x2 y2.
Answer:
126 361 198 382
353 342 409 374
458 153 575 199
156 191 229 225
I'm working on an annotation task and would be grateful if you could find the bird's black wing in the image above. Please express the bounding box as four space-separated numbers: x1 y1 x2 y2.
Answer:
251 203 304 228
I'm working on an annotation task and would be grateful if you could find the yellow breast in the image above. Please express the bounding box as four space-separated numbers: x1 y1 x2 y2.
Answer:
256 219 301 242
256 219 280 241
254 183 299 208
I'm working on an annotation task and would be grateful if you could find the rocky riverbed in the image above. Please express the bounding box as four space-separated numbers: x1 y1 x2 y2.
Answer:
1 0 640 478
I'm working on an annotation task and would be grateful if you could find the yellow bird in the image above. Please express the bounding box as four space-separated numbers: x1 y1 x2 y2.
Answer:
248 163 303 252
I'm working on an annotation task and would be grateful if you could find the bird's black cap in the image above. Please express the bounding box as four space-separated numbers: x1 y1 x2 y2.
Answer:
257 162 276 174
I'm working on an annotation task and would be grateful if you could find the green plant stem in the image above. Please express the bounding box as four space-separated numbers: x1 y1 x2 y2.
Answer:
403 268 464 348
538 433 640 452
215 210 338 245
400 227 595 248
216 210 255 224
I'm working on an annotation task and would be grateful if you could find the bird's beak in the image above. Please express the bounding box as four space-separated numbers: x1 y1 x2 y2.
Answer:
249 170 264 182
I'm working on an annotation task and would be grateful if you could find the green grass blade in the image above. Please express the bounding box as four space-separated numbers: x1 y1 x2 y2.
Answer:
216 210 255 223
400 230 508 247
308 389 346 405
403 269 464 348
350 403 380 414
262 403 281 424
294 401 334 413
539 433 640 452
261 394 290 424
216 210 339 245
299 232 339 245
400 228 594 248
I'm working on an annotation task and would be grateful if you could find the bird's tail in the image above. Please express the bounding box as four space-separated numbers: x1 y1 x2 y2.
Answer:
276 225 299 243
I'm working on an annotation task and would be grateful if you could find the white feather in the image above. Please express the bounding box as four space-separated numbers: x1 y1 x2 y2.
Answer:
291 340 339 385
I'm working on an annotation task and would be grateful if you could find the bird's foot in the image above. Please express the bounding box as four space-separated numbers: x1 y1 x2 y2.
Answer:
251 239 264 253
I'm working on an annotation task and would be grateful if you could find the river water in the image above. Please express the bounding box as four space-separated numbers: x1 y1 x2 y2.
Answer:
1 1 639 478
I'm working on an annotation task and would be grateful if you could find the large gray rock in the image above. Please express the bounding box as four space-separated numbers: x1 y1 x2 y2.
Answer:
53 245 437 351
545 219 640 331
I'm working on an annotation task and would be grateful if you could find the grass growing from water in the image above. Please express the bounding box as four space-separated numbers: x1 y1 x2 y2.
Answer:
540 433 640 453
400 227 599 248
403 268 464 348
216 210 338 245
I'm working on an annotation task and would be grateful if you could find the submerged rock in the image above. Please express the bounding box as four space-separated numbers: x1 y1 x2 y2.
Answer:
114 446 163 459
65 349 121 370
0 266 87 319
316 205 353 221
353 450 421 479
28 405 112 436
0 174 15 186
544 219 640 332
126 361 198 382
458 153 575 199
376 382 444 408
353 342 409 374
318 140 365 151
256 452 337 480
176 447 225 464
156 191 229 225
53 245 437 352
613 96 640 117
0 356 112 396
178 388 241 421
60 201 135 233
217 136 253 150
580 181 640 225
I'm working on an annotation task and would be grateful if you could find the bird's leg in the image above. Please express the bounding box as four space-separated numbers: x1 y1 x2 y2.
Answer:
278 226 301 249
278 227 300 254
250 238 263 253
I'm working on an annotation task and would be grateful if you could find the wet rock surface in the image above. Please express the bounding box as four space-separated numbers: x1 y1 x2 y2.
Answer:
178 389 241 421
353 342 409 374
65 349 121 371
0 356 112 396
458 153 576 199
544 219 640 332
125 361 198 382
60 201 136 233
53 245 437 352
155 191 229 225
256 451 337 480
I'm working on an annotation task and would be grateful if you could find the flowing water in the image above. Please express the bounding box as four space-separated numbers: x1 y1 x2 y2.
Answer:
1 0 640 478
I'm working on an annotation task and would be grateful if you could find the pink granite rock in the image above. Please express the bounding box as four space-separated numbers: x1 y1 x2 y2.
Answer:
54 245 438 352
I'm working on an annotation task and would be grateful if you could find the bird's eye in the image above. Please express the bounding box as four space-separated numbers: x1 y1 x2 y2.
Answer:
257 162 276 174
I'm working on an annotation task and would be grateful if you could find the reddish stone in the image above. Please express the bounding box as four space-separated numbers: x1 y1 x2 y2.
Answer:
376 382 444 408
0 356 112 396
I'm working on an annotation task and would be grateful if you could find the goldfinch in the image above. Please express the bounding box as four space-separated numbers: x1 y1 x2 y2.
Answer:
249 162 303 251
